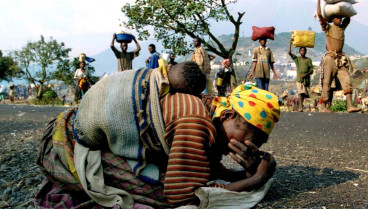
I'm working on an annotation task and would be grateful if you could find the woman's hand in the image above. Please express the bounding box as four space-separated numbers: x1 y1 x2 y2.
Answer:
254 151 276 181
228 139 260 171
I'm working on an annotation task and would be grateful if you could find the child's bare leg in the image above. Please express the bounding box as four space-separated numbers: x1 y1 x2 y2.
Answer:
298 94 304 112
321 102 331 113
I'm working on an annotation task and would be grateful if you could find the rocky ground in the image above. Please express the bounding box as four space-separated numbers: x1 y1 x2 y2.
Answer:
0 104 367 208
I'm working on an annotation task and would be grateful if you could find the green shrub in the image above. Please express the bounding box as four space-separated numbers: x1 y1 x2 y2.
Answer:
330 100 347 112
43 89 58 100
31 89 63 105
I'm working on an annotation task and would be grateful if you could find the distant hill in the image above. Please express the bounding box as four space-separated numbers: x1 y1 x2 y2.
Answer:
91 32 362 76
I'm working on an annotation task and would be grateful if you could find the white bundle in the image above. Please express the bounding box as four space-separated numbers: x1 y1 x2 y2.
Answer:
79 53 86 63
314 0 358 21
324 0 358 4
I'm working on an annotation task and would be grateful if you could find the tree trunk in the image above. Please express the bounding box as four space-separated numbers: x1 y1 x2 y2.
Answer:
37 83 43 99
228 55 238 90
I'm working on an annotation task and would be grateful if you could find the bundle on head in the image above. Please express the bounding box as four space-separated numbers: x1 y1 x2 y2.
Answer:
252 26 275 41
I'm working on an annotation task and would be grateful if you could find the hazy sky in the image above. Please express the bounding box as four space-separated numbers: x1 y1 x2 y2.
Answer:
1 0 367 57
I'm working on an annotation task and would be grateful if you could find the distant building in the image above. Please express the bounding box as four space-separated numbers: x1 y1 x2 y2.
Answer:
312 61 320 67
286 70 297 81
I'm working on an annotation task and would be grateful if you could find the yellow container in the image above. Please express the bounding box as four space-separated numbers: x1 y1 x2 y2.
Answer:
291 31 316 48
158 58 168 75
216 77 223 86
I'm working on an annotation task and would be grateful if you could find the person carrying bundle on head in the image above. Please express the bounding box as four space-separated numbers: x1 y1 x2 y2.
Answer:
316 0 360 113
248 26 279 91
215 59 233 97
288 37 314 112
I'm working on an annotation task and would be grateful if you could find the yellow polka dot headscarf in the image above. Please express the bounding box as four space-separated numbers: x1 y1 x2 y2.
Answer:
212 84 280 135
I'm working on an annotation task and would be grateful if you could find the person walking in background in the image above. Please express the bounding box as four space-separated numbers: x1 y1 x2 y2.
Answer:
111 33 141 72
146 44 160 69
248 38 278 91
74 62 91 104
9 84 15 103
288 38 314 112
192 37 215 94
317 0 360 113
168 53 177 66
215 59 233 96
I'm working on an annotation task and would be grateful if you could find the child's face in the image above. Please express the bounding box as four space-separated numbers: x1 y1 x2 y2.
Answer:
259 39 267 47
332 17 342 26
299 48 307 56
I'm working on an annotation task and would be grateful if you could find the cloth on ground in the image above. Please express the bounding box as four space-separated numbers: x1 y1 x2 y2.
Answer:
175 179 273 209
74 142 134 208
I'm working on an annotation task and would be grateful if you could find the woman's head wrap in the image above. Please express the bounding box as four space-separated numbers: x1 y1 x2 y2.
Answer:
212 84 280 135
222 59 230 66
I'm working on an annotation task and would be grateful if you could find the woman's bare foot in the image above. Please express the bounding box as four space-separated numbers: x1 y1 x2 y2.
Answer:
347 107 361 113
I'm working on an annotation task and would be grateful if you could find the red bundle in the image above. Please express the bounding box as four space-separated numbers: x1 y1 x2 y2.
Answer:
251 26 275 41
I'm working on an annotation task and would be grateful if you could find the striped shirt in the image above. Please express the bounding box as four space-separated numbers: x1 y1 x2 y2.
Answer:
161 93 216 206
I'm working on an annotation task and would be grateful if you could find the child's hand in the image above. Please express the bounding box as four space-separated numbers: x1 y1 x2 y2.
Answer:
228 139 260 171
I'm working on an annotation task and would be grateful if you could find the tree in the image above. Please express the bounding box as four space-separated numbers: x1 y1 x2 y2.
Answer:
122 0 244 61
0 50 23 82
54 57 96 86
13 36 71 99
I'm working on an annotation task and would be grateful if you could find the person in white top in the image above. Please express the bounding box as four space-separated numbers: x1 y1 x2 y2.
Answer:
74 62 91 103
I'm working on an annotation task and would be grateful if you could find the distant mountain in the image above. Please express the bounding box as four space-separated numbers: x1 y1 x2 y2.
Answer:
90 31 362 76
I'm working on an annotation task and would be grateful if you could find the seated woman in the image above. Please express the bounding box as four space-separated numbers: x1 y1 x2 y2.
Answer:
35 62 280 208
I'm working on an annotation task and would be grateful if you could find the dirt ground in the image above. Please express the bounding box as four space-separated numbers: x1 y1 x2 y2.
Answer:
0 104 367 208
